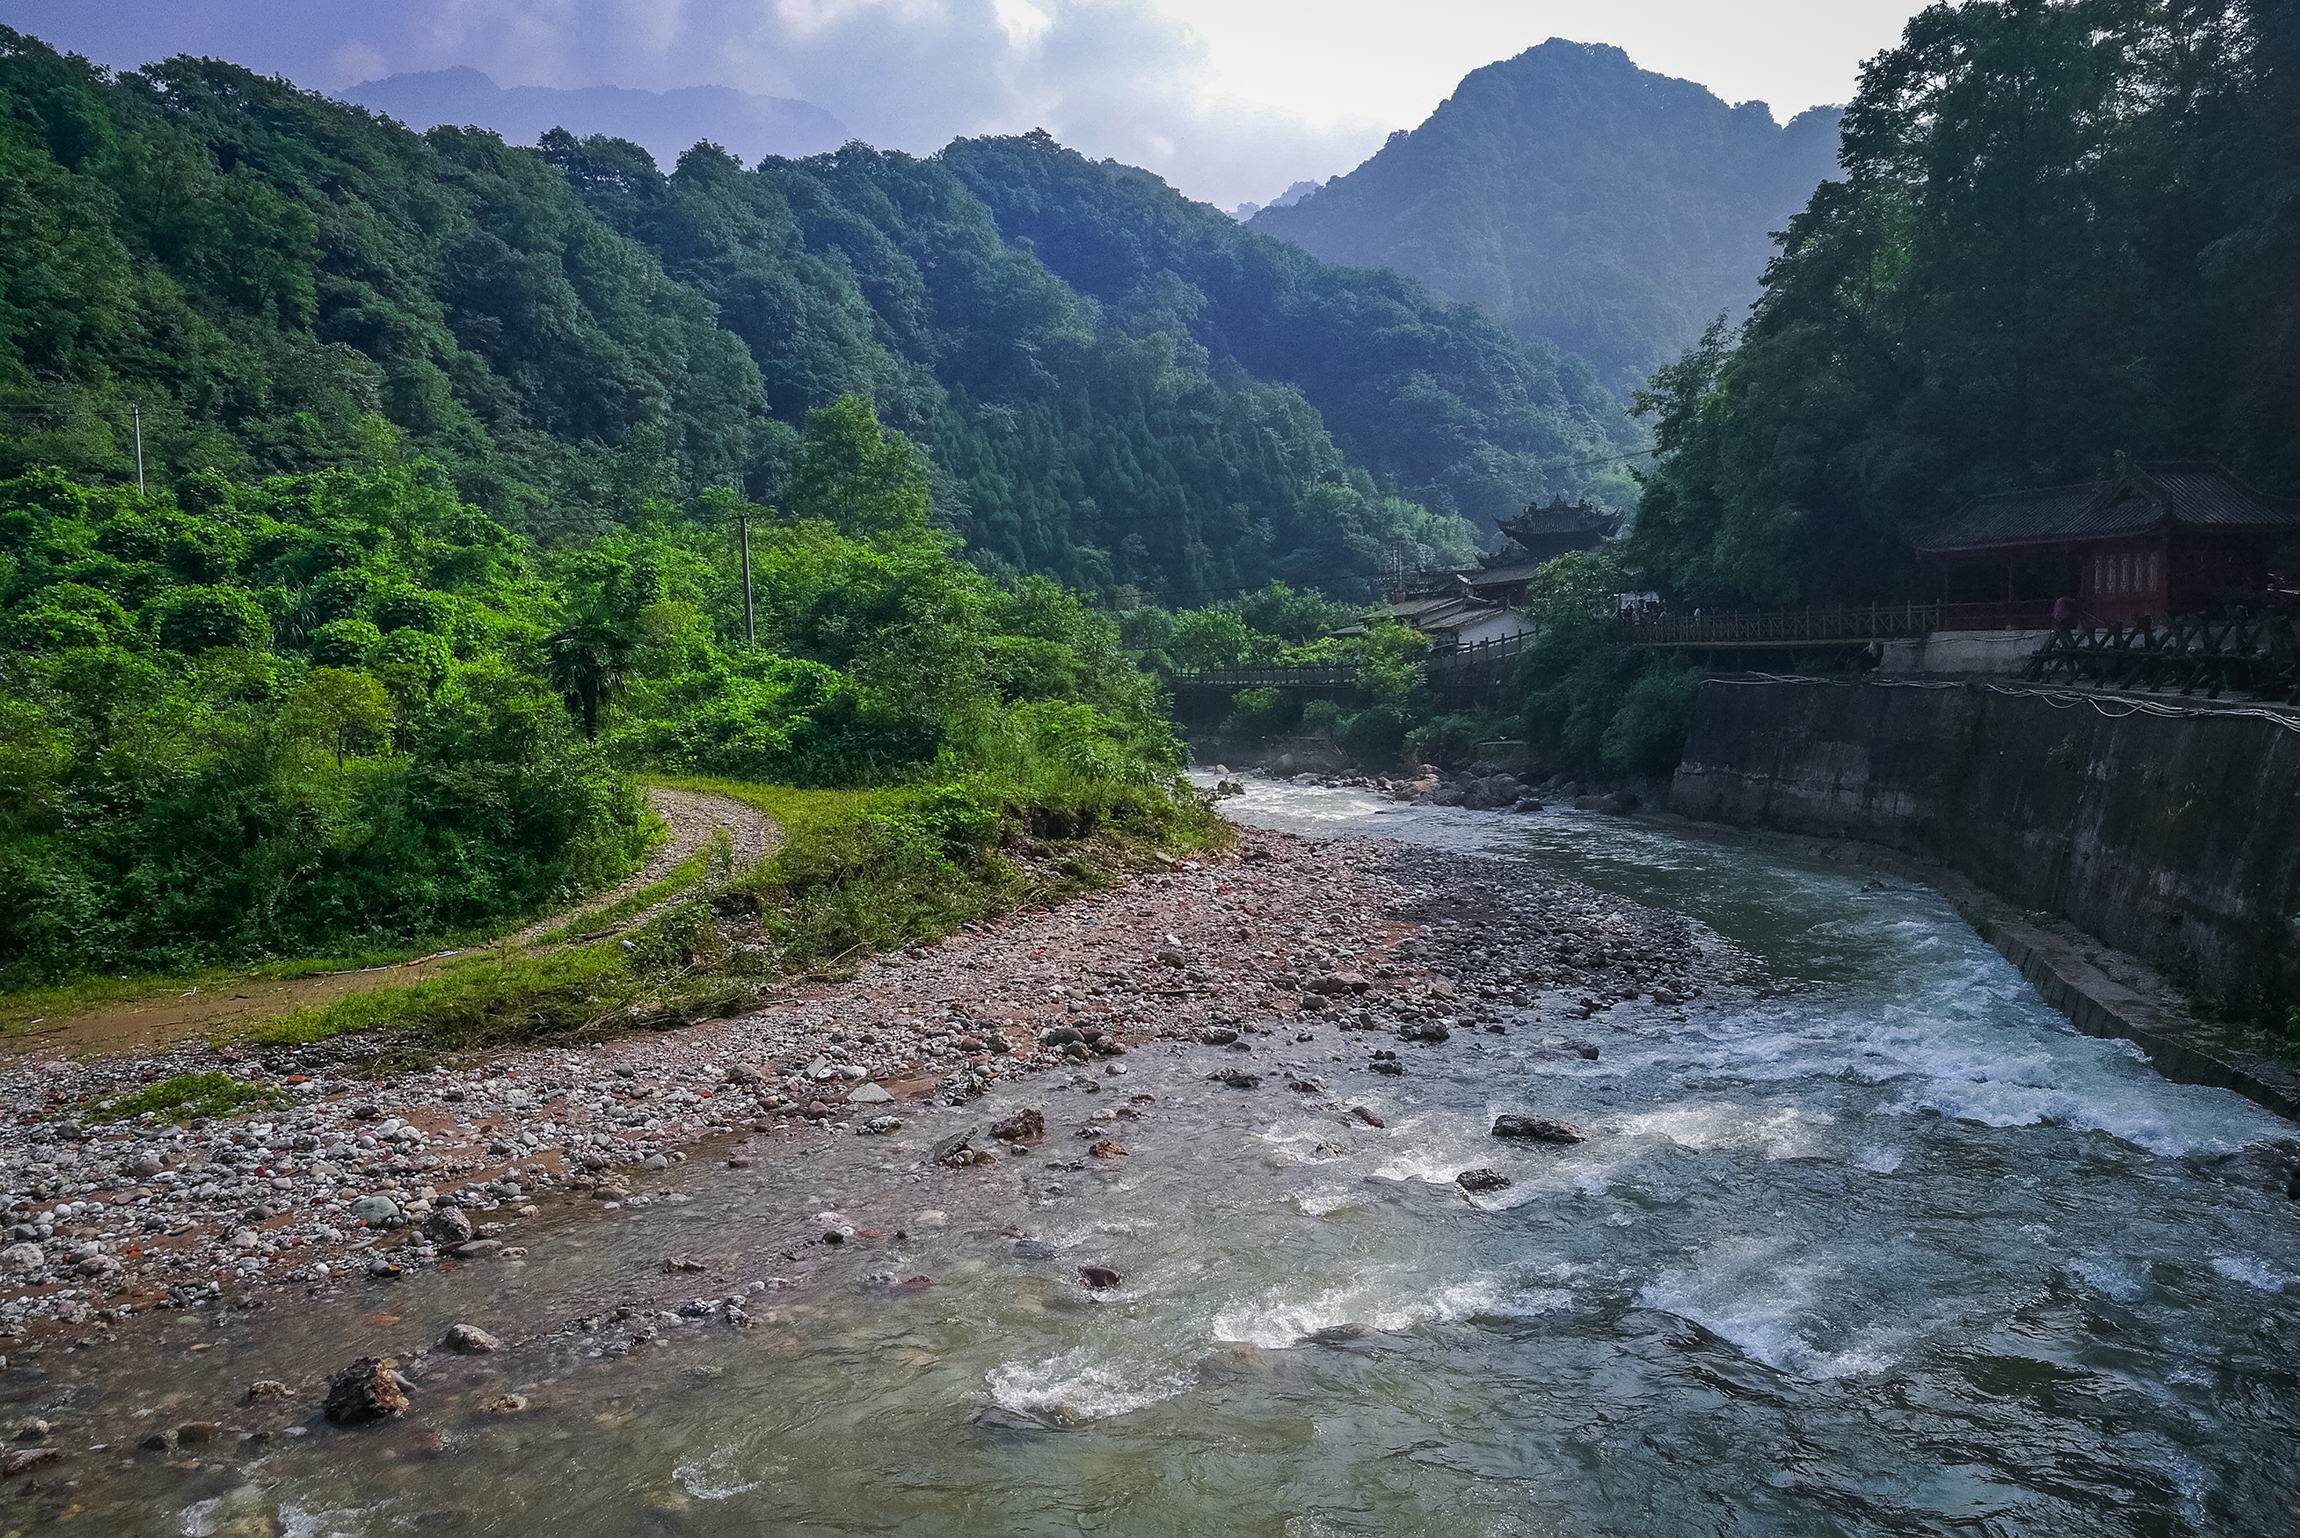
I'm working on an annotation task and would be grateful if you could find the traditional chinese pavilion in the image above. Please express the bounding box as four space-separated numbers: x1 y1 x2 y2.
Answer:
1455 497 1626 605
1909 460 2300 626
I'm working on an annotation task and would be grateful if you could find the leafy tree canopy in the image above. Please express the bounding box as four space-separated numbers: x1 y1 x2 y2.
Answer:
1629 0 2300 608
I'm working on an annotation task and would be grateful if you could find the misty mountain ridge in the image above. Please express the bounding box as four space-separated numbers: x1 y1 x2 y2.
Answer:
341 66 849 168
1230 178 1325 222
1251 38 1843 392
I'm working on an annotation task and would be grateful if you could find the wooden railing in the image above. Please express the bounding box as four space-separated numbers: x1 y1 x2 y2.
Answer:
1614 603 1934 647
2026 611 2300 701
1167 629 1536 693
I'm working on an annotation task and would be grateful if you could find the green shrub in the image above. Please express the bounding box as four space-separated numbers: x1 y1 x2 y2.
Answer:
92 1071 277 1123
1600 658 1701 775
153 585 271 652
1224 686 1301 737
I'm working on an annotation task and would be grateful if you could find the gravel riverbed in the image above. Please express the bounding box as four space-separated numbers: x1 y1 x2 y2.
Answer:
0 823 1725 1357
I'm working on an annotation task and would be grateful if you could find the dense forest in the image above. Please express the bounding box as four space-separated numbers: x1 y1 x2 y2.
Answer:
1630 0 2300 608
0 394 1185 983
1251 40 1843 394
0 27 1638 612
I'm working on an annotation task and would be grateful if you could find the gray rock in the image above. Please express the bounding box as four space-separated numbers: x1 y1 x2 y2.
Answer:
441 1323 501 1354
420 1207 474 1246
1491 1114 1585 1144
859 1115 904 1135
0 1244 41 1274
348 1195 398 1226
847 1083 894 1104
1456 1168 1512 1192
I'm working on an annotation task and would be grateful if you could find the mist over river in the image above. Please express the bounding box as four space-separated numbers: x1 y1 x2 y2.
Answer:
18 783 2300 1536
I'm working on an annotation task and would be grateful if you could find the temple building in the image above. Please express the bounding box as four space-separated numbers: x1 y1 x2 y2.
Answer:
1462 497 1627 606
1910 460 2300 626
1354 495 1626 644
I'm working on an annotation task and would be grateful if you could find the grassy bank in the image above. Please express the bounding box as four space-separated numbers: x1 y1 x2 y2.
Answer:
235 770 1228 1067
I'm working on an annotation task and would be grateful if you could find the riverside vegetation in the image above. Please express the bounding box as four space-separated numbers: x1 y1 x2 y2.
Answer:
0 390 1226 1053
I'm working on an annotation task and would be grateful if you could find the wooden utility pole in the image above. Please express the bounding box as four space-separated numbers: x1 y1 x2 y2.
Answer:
738 504 755 643
132 404 145 494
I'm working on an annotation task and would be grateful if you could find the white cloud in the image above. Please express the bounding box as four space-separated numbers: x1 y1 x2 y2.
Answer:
0 0 1924 208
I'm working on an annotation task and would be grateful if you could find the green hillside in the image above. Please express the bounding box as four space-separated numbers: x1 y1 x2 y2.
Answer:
0 28 1636 608
1250 39 1842 393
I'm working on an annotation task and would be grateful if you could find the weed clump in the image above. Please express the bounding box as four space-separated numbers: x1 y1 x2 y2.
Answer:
92 1071 277 1123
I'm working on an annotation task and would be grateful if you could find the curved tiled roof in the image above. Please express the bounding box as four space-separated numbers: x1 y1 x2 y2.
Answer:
1911 462 2300 553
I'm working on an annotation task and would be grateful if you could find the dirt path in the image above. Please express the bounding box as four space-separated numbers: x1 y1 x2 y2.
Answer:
498 785 783 947
4 787 782 1059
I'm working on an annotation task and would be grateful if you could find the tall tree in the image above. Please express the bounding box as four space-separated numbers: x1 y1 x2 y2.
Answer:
1629 0 2297 608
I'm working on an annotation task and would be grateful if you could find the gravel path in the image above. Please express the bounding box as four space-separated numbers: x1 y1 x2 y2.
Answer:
499 787 784 948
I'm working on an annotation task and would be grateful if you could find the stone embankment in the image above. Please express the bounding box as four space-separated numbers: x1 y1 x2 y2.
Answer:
0 827 1719 1344
1669 675 2300 1118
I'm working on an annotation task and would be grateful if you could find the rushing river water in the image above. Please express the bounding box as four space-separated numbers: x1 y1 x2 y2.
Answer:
18 784 2300 1536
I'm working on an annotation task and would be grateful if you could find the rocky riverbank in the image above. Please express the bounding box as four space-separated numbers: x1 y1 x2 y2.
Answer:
0 824 1728 1368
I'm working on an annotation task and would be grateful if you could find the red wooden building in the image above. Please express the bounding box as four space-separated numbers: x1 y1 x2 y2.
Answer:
1910 460 2300 626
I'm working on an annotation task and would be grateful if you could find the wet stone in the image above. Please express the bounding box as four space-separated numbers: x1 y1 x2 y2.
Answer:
990 1108 1046 1145
420 1207 474 1246
441 1323 501 1353
1492 1114 1586 1144
322 1356 410 1425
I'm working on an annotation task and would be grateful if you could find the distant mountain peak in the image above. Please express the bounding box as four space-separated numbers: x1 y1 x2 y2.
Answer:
340 67 848 167
1251 39 1843 392
1228 178 1324 223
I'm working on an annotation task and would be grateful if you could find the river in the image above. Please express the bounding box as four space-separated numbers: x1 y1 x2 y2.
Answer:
16 782 2300 1536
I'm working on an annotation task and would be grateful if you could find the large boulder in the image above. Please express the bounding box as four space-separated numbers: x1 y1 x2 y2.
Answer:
420 1206 474 1246
1492 1114 1586 1143
322 1357 410 1424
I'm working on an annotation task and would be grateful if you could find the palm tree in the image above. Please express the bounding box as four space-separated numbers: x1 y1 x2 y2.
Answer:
543 609 633 741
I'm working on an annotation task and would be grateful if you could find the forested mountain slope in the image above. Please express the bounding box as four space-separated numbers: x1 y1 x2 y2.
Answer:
1629 0 2300 609
938 132 1640 534
0 28 1635 607
1250 39 1842 393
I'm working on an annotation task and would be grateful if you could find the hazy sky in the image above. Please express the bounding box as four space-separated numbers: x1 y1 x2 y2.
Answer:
0 1 1925 208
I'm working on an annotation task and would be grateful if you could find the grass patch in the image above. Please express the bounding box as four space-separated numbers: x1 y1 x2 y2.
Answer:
248 944 634 1054
87 1071 280 1124
0 802 677 1037
528 830 732 946
217 769 1229 1065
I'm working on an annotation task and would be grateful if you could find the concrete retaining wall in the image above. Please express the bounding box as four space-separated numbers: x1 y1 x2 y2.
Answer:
1670 678 2300 1021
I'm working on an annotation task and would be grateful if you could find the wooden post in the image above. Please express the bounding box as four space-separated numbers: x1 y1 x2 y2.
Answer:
738 508 755 643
